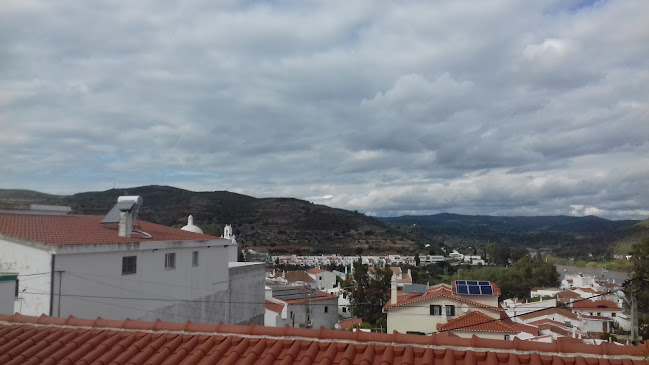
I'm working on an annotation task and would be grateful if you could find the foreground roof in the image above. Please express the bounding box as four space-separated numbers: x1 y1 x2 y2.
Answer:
1 314 648 365
0 213 220 245
384 284 501 311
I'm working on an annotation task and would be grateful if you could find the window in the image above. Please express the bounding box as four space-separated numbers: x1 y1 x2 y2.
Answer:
611 313 616 317
324 306 329 313
122 256 137 275
165 253 176 269
504 335 510 340
192 251 199 267
342 307 347 313
430 305 442 315
14 280 19 298
406 331 426 335
445 305 455 316
319 276 323 280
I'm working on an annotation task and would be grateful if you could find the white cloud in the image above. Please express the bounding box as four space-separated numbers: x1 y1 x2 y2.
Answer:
1 0 648 219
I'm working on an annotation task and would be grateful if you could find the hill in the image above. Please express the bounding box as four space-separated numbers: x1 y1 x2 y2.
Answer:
0 186 416 255
1 186 644 259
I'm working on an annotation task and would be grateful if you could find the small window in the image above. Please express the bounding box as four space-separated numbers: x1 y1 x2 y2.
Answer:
15 279 19 298
192 251 199 267
122 256 137 275
504 335 511 340
611 313 616 317
342 307 347 313
324 306 329 313
430 305 442 315
445 305 455 316
319 276 323 280
165 253 176 269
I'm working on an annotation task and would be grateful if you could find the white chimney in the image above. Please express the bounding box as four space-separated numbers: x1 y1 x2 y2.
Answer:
118 210 133 237
391 275 397 305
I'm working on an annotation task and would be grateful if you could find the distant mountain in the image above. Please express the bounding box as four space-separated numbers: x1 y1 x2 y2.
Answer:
379 213 638 235
1 186 643 259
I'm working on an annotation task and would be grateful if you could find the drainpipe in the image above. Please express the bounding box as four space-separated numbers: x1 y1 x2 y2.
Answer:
49 254 56 316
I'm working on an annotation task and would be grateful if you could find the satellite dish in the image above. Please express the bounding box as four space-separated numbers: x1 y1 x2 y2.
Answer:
461 304 469 313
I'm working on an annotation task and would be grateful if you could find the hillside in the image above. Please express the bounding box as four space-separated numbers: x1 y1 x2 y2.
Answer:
1 186 644 259
0 186 416 255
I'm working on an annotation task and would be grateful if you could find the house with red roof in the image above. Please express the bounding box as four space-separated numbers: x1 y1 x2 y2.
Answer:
306 268 337 290
569 300 624 336
383 280 505 338
2 312 647 365
0 198 264 326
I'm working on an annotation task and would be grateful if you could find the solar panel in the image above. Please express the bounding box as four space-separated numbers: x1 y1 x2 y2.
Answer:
455 280 466 285
480 285 493 295
456 285 469 294
468 285 481 294
100 201 136 224
272 287 327 301
478 281 490 285
466 280 478 286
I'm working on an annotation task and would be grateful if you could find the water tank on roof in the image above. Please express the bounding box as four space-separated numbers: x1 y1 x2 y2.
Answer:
117 196 143 206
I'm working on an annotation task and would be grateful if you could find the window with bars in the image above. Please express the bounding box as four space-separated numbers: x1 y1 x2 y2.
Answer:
165 253 176 269
430 305 442 315
122 256 137 275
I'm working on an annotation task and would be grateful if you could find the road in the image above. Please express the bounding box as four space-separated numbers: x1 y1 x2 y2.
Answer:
555 264 630 285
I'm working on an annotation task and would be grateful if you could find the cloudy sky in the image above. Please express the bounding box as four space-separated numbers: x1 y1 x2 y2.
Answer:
2 0 648 219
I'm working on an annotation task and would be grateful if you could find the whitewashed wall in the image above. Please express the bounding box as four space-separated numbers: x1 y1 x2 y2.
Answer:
0 238 52 315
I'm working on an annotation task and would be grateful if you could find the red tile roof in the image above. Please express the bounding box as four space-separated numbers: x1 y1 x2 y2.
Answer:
339 317 363 330
437 311 517 334
307 268 326 274
557 290 581 302
0 213 221 245
518 307 579 321
384 284 502 312
572 300 621 311
265 300 285 314
284 271 315 283
1 313 647 365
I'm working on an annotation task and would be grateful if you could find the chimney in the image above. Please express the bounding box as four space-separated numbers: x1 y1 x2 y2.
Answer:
391 275 397 305
118 209 133 237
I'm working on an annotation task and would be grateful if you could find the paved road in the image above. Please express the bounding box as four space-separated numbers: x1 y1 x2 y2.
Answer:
555 264 630 285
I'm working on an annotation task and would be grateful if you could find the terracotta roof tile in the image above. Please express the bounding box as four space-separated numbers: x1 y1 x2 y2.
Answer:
384 284 501 312
284 271 315 283
572 300 621 311
0 314 648 365
266 300 285 314
437 312 517 334
307 269 326 274
0 213 221 245
518 307 579 321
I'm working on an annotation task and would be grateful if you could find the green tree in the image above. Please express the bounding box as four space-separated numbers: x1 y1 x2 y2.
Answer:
344 261 392 325
414 253 421 267
630 237 649 279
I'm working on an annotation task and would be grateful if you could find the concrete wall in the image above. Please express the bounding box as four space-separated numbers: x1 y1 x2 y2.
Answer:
0 275 17 315
281 297 339 329
0 238 52 315
386 297 500 334
227 262 265 325
53 242 231 322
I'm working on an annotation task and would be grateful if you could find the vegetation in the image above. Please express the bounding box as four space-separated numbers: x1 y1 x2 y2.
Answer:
341 261 392 327
630 237 649 340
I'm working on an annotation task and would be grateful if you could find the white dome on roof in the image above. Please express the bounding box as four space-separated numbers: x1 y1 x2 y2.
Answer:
181 215 204 234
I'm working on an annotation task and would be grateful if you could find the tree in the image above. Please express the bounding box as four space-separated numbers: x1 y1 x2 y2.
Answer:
630 237 649 279
344 261 392 325
414 253 421 267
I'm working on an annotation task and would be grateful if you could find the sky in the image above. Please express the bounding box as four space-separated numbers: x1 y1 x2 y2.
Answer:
1 0 648 220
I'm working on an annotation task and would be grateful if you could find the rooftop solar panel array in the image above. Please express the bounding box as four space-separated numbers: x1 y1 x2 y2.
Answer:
272 287 327 301
454 280 494 295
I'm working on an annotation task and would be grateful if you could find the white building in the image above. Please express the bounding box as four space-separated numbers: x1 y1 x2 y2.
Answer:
265 286 339 329
307 268 337 290
0 199 263 325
